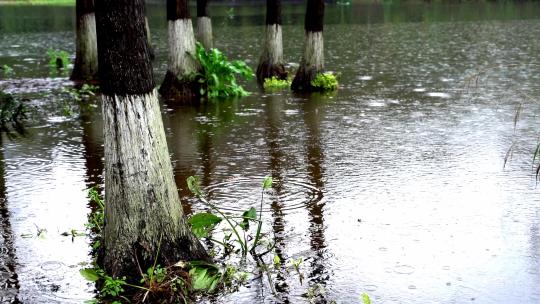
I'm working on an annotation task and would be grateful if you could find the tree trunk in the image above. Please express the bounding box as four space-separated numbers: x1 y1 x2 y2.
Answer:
256 0 286 83
70 0 98 82
95 0 209 279
291 0 325 92
196 0 213 49
145 17 156 61
159 0 200 102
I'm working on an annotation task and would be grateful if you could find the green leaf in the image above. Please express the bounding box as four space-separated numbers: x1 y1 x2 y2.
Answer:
273 254 281 266
262 176 273 190
239 207 257 230
80 268 100 282
187 176 202 197
188 212 222 238
361 293 372 304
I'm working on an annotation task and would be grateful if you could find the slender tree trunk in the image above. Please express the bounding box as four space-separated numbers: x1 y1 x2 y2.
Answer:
291 0 325 92
256 0 286 83
70 0 98 82
159 0 200 101
95 0 208 279
196 0 213 49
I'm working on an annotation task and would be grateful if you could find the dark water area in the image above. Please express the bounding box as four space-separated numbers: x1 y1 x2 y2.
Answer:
1 1 540 303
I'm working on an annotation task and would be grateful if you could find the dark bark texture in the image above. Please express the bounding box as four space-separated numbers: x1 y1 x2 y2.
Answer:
291 64 319 91
257 60 287 83
305 0 324 32
76 0 94 16
197 0 209 17
167 0 190 20
95 0 155 96
159 71 201 102
266 0 282 25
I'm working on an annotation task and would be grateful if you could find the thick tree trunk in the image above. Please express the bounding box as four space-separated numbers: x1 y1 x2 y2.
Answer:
145 17 156 61
291 0 325 92
95 0 208 279
159 0 200 101
257 0 286 83
196 0 213 49
70 0 98 82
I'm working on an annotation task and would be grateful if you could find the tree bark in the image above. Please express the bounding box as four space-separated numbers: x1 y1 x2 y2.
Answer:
159 0 201 102
70 0 98 82
95 0 209 279
291 0 325 92
196 0 213 49
257 0 286 83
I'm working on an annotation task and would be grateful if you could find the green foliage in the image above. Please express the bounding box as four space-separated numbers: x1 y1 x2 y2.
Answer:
188 212 222 238
80 267 126 298
62 84 98 101
1 65 14 76
189 261 222 292
47 49 70 69
186 175 272 256
86 187 104 233
361 293 372 304
311 72 339 91
192 42 253 99
263 76 291 91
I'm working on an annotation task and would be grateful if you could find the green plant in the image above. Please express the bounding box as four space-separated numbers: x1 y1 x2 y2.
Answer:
47 49 70 69
288 257 304 285
187 175 272 255
361 292 372 304
191 43 253 99
86 187 104 233
62 84 99 101
263 76 291 90
311 72 339 91
1 65 14 76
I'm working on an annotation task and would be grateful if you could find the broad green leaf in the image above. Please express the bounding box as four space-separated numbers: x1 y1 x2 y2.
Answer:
262 176 273 190
80 268 100 282
239 207 257 230
188 212 222 238
273 254 281 266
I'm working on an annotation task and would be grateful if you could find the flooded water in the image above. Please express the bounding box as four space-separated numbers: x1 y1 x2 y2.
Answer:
1 1 540 303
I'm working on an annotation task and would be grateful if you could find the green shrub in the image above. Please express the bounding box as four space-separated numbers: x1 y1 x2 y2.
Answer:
47 49 70 69
311 72 339 91
263 76 291 91
192 43 253 99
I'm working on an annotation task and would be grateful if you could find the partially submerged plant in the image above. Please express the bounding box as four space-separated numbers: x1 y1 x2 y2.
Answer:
47 49 70 70
1 65 14 76
191 42 253 99
311 72 339 91
263 76 291 91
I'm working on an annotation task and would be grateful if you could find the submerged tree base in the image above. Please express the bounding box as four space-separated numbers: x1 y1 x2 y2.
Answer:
256 61 287 84
291 65 321 92
158 71 201 102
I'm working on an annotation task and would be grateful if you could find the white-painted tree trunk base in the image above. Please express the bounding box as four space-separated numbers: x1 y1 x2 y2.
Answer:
72 13 98 80
261 24 284 65
101 89 206 276
197 16 213 49
168 19 199 77
302 31 324 71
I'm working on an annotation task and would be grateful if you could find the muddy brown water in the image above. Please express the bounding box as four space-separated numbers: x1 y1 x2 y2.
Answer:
1 2 540 303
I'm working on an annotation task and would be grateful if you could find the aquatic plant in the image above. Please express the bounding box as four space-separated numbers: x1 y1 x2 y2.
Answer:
311 72 339 91
191 42 253 99
1 65 14 76
47 49 70 69
263 76 291 91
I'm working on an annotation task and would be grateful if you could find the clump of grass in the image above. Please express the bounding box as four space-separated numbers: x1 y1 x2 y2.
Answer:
263 76 291 91
47 49 70 70
1 65 14 77
191 42 253 99
311 72 339 91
